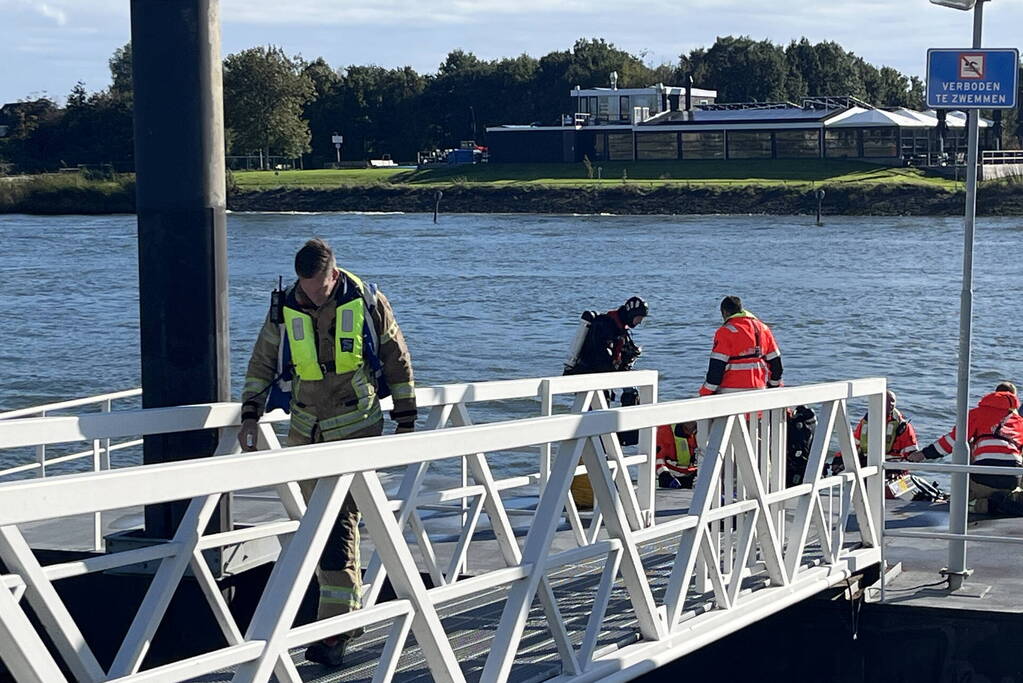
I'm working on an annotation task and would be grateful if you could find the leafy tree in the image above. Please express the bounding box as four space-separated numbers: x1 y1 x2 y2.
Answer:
109 43 133 104
222 46 314 167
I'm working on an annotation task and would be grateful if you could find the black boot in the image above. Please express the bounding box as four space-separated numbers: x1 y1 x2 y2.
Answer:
305 635 350 668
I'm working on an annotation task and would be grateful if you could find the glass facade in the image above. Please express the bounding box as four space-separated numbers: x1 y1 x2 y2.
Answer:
727 131 773 159
593 134 606 161
862 127 898 157
619 96 631 122
825 129 859 158
636 133 678 160
774 130 820 158
681 132 725 159
608 133 634 160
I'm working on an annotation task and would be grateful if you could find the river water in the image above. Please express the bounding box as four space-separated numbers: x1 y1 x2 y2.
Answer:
2 211 1022 479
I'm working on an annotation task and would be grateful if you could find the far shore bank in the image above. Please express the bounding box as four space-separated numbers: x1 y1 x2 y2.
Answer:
4 181 1023 217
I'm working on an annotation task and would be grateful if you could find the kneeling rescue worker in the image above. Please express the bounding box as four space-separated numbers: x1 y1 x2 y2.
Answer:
699 296 783 396
237 238 417 667
911 382 1023 515
656 422 699 489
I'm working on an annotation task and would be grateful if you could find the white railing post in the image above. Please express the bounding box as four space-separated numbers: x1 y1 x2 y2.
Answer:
638 380 657 527
868 383 887 598
35 410 46 478
539 379 553 493
102 399 113 471
91 438 103 552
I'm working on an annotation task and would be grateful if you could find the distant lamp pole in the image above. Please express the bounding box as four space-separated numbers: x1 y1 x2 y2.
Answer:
930 0 987 592
331 132 343 165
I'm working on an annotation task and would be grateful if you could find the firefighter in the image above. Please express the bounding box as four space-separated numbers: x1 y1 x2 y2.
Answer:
237 238 417 667
563 296 647 377
699 296 783 396
910 382 1023 514
853 390 919 462
563 296 648 508
656 422 699 489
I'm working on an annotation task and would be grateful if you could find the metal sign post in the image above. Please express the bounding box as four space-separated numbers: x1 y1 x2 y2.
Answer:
925 3 1019 590
332 132 344 164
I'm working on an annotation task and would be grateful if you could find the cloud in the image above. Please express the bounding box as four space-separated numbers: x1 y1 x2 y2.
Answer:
5 0 68 25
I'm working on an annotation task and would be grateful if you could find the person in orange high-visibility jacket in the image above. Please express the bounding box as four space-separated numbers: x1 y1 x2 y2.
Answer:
656 422 699 488
852 390 919 463
911 382 1023 514
699 296 783 397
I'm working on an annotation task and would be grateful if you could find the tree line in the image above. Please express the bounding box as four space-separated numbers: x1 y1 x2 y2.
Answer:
2 36 1020 173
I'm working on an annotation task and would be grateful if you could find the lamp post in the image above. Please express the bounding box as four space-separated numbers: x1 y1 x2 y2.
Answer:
929 0 986 591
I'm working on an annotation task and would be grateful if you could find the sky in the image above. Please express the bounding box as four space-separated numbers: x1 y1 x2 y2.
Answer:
2 0 1022 105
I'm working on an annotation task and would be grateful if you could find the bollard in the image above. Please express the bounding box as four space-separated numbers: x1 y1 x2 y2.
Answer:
433 189 443 224
815 188 826 227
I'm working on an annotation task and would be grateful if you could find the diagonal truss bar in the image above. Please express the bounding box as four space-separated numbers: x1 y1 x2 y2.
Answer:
726 509 759 606
480 436 588 683
0 578 68 683
445 493 484 581
452 403 580 675
577 545 622 667
353 472 465 683
784 400 838 580
663 416 733 627
371 610 413 683
580 435 665 639
699 530 731 610
232 475 353 683
108 493 223 677
409 510 446 587
591 391 644 532
0 526 103 683
834 400 879 547
731 417 787 585
363 403 453 606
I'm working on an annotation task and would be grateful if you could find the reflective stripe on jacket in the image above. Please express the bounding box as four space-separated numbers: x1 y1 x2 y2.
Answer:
929 391 1023 466
656 424 698 476
700 311 783 396
240 268 417 431
854 408 918 459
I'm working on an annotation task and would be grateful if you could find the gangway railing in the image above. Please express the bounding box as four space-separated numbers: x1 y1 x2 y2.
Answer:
0 389 143 480
882 458 1023 594
0 373 657 560
0 377 885 683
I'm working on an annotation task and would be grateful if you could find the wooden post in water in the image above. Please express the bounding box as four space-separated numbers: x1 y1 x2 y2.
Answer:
131 0 231 539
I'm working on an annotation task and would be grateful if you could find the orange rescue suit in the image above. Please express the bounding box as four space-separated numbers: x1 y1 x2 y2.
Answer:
700 310 783 396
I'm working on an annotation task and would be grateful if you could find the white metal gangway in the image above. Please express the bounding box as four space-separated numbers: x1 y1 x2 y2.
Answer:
0 374 886 683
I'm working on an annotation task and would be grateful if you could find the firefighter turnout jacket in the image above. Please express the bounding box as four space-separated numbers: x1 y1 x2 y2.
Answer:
241 268 417 442
700 310 783 396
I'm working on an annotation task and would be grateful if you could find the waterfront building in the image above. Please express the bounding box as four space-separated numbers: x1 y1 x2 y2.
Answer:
487 85 993 165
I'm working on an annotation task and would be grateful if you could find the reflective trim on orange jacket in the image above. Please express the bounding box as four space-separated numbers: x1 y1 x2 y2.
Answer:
700 311 783 396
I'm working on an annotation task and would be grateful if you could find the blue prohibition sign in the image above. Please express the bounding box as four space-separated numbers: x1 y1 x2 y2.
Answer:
927 48 1019 109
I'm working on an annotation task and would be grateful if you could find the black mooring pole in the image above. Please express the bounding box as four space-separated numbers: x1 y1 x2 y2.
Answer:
131 0 231 539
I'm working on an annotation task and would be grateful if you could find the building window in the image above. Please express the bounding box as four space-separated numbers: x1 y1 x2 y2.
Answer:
597 97 610 122
862 127 898 157
608 133 634 160
825 129 859 158
775 130 820 158
727 131 773 159
636 133 678 160
901 129 928 158
577 97 589 115
619 95 631 122
681 131 725 159
594 134 606 161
